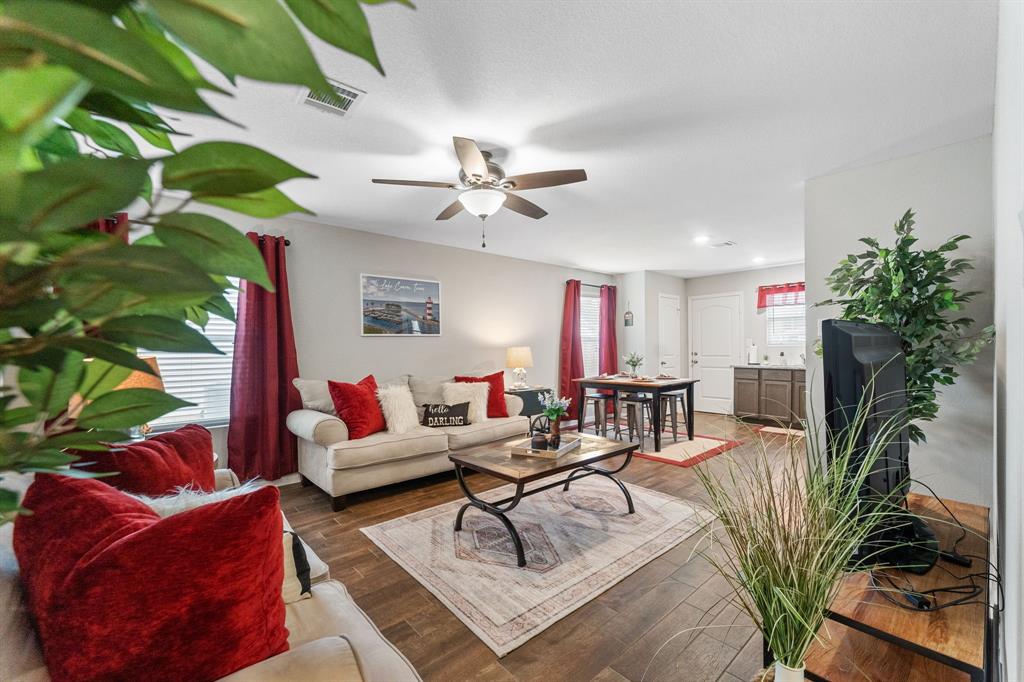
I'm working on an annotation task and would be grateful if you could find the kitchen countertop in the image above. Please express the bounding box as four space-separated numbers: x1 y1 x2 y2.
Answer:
733 364 806 370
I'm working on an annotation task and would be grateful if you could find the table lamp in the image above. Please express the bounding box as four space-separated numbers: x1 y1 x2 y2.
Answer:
505 346 534 389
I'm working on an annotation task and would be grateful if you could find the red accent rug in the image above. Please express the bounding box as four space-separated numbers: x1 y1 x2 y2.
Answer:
635 434 742 467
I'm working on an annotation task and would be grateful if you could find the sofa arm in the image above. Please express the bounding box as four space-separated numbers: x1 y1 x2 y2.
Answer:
287 409 349 446
217 636 364 682
505 394 524 416
214 468 240 490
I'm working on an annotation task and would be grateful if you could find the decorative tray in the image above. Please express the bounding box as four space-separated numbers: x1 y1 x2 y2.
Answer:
510 436 582 460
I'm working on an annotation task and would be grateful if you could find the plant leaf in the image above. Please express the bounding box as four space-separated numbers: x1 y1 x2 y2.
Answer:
284 0 383 74
77 387 191 428
147 0 334 95
65 109 140 157
161 141 314 196
0 64 90 143
63 243 222 297
196 186 313 218
154 212 273 289
79 92 175 132
60 337 157 375
98 315 222 353
0 0 216 115
14 156 150 233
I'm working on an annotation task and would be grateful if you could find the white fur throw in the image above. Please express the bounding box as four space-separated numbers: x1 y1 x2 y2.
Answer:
442 381 489 424
376 384 420 434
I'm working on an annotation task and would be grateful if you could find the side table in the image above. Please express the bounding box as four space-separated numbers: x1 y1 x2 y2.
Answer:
505 386 550 417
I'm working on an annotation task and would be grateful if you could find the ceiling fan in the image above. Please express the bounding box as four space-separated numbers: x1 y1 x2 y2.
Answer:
371 136 587 247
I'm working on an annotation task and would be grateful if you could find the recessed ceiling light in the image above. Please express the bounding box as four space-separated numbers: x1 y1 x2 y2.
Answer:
693 235 710 245
752 256 766 264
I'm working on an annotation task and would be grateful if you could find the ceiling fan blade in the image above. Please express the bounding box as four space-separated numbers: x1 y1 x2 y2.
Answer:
452 137 489 182
504 169 587 190
503 192 547 219
435 200 464 220
372 179 456 189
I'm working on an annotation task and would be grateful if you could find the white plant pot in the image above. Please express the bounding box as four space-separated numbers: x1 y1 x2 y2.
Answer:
774 661 806 681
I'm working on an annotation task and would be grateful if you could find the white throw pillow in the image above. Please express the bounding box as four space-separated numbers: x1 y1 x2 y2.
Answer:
442 382 489 424
376 384 420 434
130 483 311 603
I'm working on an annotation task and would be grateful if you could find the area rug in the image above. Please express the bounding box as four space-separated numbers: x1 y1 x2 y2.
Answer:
360 477 707 656
635 434 742 467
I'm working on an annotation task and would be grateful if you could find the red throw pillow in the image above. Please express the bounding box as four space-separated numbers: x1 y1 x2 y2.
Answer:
77 423 215 496
454 371 508 418
13 474 287 682
327 375 386 439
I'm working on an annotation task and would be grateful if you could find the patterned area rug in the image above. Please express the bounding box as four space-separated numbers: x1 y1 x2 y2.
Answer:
635 434 742 467
361 478 707 656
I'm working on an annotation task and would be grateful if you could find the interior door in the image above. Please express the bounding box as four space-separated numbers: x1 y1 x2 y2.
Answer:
657 293 680 377
688 293 743 413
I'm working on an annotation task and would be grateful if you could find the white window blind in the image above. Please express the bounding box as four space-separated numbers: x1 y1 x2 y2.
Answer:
766 289 806 346
580 291 600 378
149 280 239 429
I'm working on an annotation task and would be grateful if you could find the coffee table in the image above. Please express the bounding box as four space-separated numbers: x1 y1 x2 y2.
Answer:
448 432 639 567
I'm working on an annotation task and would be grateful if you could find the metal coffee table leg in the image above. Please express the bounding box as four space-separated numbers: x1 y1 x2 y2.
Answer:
561 451 635 514
453 464 528 567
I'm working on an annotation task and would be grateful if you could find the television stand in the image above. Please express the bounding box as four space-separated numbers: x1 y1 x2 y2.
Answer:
765 493 991 681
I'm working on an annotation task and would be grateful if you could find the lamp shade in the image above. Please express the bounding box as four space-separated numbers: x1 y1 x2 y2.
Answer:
458 188 506 217
115 356 165 392
505 346 534 369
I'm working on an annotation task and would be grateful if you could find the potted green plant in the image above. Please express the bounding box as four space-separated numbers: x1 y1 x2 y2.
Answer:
538 392 571 448
623 352 644 377
818 209 994 444
0 0 409 522
694 396 909 680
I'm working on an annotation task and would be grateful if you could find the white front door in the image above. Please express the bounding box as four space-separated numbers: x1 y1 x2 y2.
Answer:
658 293 680 377
688 293 743 413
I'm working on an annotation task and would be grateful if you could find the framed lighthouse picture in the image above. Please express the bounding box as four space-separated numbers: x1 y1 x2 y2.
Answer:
360 274 441 336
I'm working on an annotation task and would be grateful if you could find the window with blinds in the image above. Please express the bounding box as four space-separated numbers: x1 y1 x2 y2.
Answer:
766 289 806 346
149 281 239 429
580 291 601 378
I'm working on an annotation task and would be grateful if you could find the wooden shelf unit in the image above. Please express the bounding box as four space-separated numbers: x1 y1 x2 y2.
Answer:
772 494 992 681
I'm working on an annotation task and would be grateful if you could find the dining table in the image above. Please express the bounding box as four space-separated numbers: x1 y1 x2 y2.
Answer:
571 375 700 452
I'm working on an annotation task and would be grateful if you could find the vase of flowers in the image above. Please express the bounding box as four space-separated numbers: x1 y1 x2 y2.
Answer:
539 392 571 448
623 352 644 377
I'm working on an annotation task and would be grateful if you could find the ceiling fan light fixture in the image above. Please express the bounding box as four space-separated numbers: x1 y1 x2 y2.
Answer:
458 188 506 218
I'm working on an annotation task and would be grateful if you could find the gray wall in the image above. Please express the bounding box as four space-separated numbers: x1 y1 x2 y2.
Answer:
992 1 1023 674
684 263 806 365
233 217 615 389
805 135 994 506
613 271 687 376
615 271 646 369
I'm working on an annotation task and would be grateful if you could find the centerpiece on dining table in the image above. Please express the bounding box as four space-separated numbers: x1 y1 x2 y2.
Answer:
622 352 644 378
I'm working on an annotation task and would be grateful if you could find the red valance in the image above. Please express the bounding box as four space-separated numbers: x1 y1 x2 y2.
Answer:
757 282 805 309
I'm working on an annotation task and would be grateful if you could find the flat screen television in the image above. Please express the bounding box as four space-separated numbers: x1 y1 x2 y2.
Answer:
821 319 937 572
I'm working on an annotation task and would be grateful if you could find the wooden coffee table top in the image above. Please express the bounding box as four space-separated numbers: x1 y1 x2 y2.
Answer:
448 432 637 484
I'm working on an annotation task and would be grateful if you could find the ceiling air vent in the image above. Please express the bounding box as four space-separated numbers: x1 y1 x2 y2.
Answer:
299 78 365 117
710 240 737 248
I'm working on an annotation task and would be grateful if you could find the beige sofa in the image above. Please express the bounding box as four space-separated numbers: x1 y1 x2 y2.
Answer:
288 374 529 511
0 471 420 682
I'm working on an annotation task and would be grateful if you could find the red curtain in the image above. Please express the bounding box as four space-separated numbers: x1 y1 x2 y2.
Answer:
558 279 585 422
598 285 618 374
86 213 129 242
757 281 806 309
228 233 300 481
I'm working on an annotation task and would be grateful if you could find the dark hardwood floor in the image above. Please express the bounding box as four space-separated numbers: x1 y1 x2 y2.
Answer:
279 413 768 682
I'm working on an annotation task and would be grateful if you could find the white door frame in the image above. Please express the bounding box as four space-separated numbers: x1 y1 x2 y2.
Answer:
657 292 681 376
687 291 744 413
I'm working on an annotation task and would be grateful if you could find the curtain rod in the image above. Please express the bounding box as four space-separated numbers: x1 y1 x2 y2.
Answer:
568 280 606 288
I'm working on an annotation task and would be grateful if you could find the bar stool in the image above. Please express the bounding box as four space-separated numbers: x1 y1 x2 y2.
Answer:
659 389 689 443
580 392 613 436
617 393 654 450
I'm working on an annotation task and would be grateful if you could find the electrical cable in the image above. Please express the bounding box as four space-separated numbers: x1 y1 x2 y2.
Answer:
865 478 1003 613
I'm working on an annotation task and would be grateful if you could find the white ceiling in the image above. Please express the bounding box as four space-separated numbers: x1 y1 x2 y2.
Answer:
168 0 998 277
